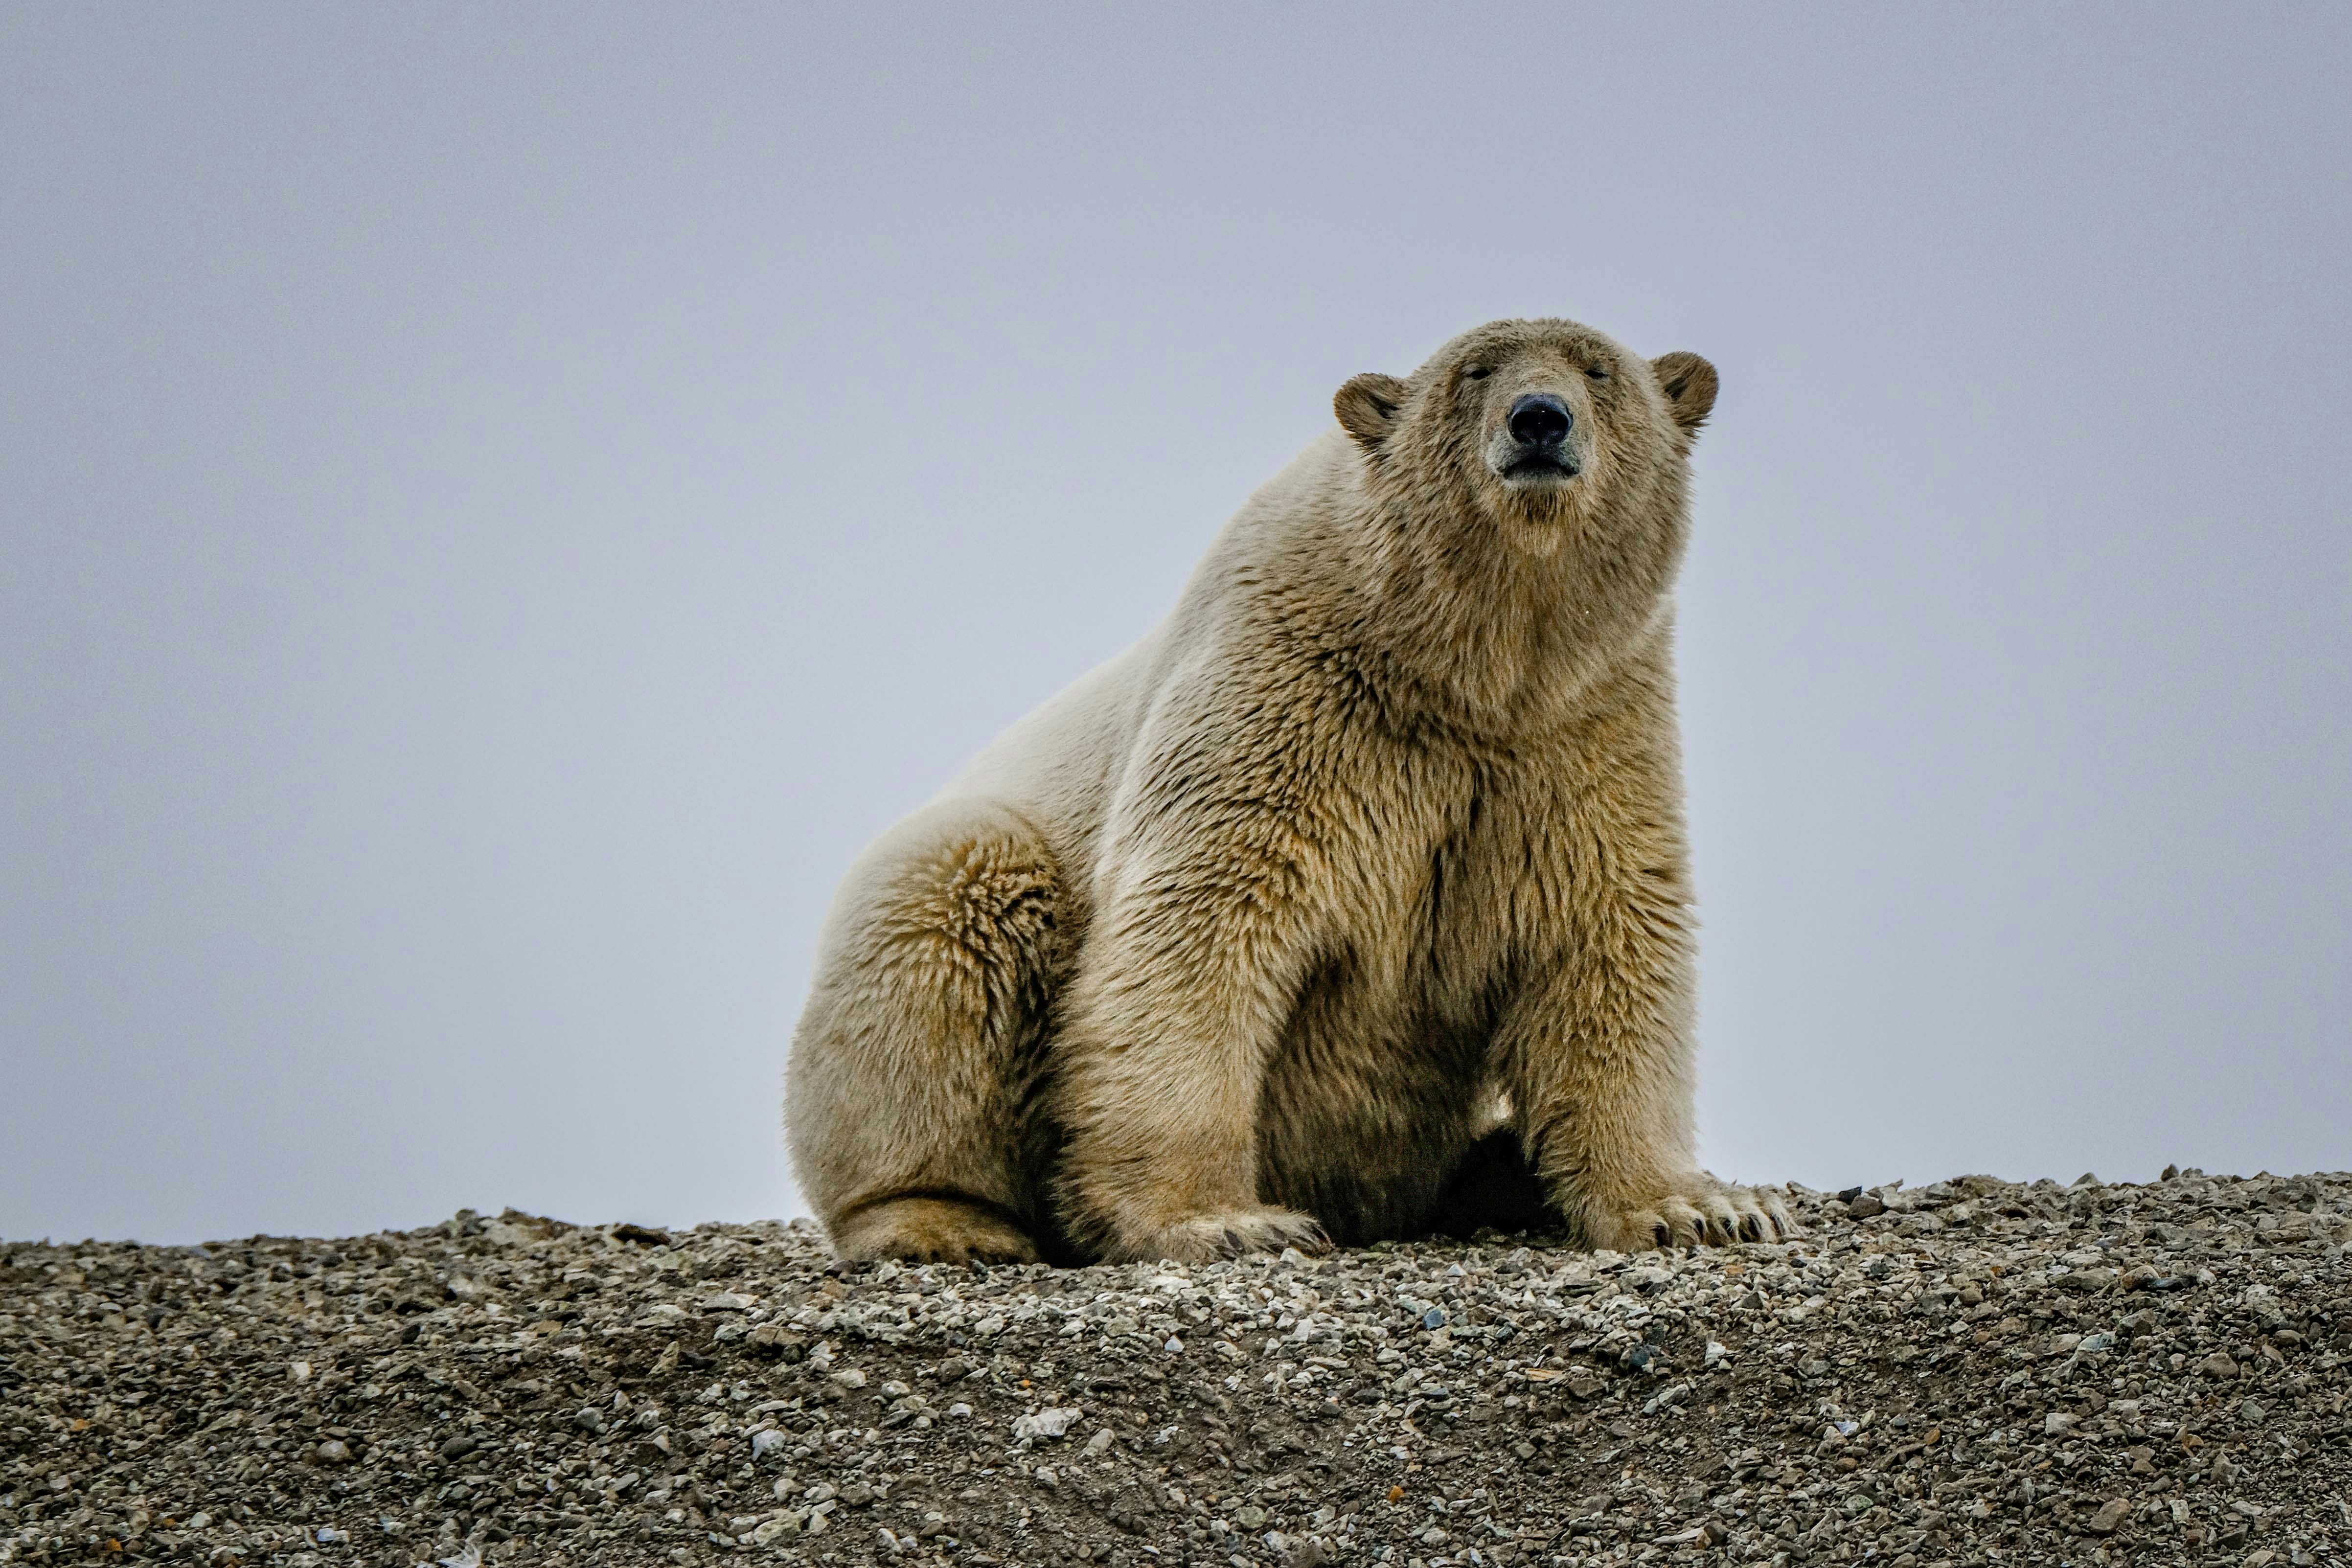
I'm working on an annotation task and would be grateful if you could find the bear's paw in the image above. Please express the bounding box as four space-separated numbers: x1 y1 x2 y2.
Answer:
830 1195 1041 1266
1112 1206 1330 1266
1579 1176 1794 1253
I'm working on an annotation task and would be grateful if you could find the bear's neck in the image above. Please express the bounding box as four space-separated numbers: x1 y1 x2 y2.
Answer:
1350 502 1674 741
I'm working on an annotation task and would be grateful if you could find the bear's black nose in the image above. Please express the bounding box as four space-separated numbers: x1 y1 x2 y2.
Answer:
1507 393 1572 448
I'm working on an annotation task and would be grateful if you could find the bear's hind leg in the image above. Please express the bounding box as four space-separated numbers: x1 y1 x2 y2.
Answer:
787 800 1063 1265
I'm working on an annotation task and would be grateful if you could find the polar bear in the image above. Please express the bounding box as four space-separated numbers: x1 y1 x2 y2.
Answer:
786 316 1791 1265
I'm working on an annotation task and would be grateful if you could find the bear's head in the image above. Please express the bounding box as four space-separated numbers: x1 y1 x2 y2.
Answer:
1332 318 1716 592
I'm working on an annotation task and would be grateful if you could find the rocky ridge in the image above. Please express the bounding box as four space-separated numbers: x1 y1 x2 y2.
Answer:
4 1170 2350 1568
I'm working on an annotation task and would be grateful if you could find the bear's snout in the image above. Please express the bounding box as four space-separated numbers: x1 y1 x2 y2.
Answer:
1495 391 1580 481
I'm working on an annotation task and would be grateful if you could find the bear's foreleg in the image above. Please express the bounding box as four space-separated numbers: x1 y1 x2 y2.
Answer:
785 800 1063 1264
1497 842 1791 1252
1049 844 1338 1265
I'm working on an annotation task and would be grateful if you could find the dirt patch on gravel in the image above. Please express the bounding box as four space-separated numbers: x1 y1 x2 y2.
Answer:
5 1171 2351 1568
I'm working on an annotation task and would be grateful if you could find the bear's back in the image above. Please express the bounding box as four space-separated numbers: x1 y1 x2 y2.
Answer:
935 430 1369 885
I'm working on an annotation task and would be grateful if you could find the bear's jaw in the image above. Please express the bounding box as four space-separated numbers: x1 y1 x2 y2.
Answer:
1472 465 1601 548
1484 425 1591 491
1498 454 1581 483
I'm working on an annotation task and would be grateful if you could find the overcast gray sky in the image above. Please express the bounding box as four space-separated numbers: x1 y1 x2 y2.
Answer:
5 5 2348 1246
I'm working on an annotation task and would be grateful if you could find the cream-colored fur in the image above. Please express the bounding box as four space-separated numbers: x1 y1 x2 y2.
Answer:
787 317 1791 1265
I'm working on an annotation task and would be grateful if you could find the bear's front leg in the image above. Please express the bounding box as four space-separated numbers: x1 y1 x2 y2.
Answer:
1049 843 1335 1265
1498 881 1792 1253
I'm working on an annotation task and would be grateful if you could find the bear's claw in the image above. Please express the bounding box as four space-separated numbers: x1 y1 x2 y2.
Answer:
1581 1175 1795 1253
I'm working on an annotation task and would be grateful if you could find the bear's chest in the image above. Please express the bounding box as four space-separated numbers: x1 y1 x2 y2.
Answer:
1321 757 1585 1028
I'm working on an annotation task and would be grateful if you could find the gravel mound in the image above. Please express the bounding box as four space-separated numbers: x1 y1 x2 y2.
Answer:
6 1171 2351 1568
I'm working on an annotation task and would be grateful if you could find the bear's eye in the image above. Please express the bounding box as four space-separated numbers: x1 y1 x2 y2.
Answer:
1463 365 1491 381
1586 367 1608 381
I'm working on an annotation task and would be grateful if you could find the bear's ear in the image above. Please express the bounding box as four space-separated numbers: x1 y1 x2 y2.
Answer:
1334 372 1409 451
1650 352 1719 443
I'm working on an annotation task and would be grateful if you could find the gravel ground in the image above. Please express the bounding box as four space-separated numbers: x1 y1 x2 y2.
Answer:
6 1170 2351 1568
